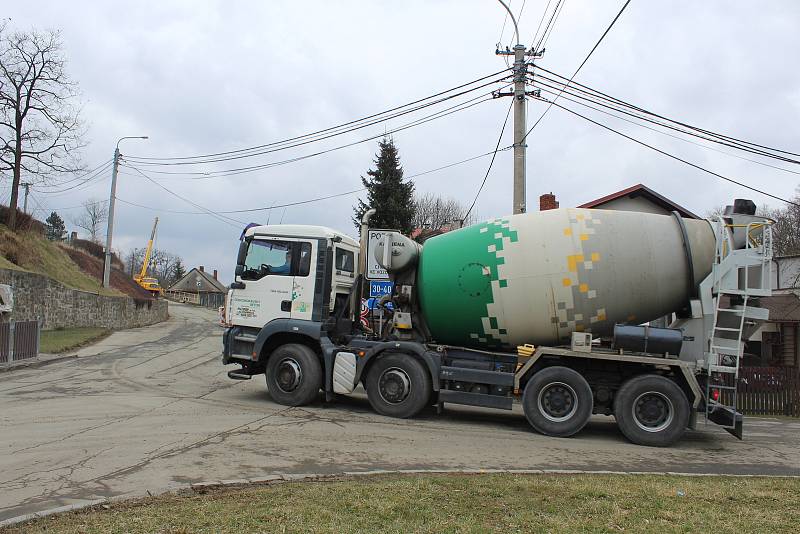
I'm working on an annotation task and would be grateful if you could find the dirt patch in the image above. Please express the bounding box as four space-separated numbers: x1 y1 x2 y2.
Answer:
60 246 154 301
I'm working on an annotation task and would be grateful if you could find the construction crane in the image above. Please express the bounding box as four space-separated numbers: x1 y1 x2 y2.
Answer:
134 217 164 297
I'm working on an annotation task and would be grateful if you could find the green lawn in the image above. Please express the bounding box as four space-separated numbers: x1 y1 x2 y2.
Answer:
39 327 111 354
9 473 800 533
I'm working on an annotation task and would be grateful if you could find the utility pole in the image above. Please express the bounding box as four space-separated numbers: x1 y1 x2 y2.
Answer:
495 1 540 214
103 136 148 288
21 183 31 214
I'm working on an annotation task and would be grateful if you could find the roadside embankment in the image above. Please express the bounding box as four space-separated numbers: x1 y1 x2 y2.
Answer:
0 268 168 330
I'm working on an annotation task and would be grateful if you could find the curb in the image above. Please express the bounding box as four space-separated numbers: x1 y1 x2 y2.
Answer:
2 467 799 528
0 354 77 373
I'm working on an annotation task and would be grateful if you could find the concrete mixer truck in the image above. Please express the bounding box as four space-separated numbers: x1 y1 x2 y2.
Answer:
221 199 773 447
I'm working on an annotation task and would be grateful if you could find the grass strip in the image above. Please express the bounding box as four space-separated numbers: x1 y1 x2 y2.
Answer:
7 473 800 533
39 327 111 354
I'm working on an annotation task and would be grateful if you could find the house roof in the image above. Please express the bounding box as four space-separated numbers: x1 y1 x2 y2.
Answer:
760 294 800 323
578 183 700 219
169 267 227 293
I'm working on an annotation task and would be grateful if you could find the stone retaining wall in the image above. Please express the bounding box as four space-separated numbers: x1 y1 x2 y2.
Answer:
0 268 168 330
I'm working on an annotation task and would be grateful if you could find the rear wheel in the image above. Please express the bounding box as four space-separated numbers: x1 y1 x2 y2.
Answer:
522 366 593 437
365 353 432 418
265 343 322 406
614 374 690 447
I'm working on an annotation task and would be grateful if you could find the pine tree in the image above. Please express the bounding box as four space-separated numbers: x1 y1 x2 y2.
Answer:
172 258 186 283
44 211 66 241
353 137 415 235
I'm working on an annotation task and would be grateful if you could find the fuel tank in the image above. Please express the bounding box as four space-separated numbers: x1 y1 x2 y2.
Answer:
416 208 714 348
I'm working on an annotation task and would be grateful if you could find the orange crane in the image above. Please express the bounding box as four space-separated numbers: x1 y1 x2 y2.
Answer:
134 217 164 296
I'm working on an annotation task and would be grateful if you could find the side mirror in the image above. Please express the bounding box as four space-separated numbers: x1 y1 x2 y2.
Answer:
235 264 245 276
236 239 249 266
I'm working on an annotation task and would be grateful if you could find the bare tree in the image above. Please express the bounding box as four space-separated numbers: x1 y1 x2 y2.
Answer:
126 246 183 287
0 25 85 230
762 187 800 257
73 199 107 243
412 192 476 230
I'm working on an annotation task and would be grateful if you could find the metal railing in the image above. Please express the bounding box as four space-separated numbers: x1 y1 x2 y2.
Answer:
0 319 41 364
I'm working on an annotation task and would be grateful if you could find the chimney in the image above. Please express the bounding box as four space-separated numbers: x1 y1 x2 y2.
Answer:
199 265 204 272
540 192 559 211
213 269 218 280
70 231 77 242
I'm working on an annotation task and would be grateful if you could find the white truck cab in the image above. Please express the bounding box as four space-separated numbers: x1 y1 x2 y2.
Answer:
226 224 359 328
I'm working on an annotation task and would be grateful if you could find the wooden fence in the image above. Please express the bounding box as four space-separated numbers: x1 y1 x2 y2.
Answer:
734 367 800 417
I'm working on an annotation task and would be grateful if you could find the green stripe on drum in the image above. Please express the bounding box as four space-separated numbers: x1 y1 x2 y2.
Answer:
417 219 517 348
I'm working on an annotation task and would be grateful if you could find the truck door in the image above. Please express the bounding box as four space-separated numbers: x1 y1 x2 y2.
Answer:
229 238 298 328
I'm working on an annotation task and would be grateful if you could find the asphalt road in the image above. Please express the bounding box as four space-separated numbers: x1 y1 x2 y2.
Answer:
1 303 799 521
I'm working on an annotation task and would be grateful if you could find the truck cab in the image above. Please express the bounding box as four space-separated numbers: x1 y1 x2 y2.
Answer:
223 224 358 373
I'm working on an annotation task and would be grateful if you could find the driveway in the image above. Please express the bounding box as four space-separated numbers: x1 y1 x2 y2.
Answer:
1 303 798 521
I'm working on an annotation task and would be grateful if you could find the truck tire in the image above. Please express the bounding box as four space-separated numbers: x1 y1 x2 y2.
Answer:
522 366 593 438
265 343 322 406
613 374 690 447
365 353 432 418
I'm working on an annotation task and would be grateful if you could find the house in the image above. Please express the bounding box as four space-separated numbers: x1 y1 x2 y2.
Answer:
168 266 227 308
575 183 700 219
748 294 800 367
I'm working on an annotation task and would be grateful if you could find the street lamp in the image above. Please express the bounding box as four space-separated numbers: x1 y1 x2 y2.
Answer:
103 135 149 288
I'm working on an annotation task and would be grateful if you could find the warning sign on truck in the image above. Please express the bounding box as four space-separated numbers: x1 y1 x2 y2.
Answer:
366 230 390 280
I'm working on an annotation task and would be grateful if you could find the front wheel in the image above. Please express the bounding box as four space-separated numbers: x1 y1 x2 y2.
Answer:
365 353 432 418
265 343 322 406
613 375 690 447
522 366 593 438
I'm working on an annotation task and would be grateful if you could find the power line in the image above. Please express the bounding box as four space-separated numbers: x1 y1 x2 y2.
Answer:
464 101 515 220
127 77 509 168
532 66 800 163
541 96 799 206
125 166 246 228
125 69 512 163
534 0 566 53
530 0 553 46
118 149 503 216
531 74 800 167
119 90 504 179
525 0 631 141
532 83 800 176
33 161 114 195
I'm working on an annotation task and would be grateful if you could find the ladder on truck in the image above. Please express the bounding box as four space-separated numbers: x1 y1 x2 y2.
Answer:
705 220 772 434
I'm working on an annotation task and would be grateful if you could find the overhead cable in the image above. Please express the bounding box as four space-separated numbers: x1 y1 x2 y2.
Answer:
541 96 799 206
125 68 512 163
464 100 515 220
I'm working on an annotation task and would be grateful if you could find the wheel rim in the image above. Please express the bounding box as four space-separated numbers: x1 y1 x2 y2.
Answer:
537 381 578 422
632 391 674 433
276 358 302 392
378 367 411 404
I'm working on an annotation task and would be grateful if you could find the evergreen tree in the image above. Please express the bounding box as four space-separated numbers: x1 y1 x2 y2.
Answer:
44 211 66 241
353 137 415 235
172 258 186 283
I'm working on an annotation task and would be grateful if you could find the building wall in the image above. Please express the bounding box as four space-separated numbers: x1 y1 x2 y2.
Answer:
771 256 800 291
0 268 168 330
589 196 673 216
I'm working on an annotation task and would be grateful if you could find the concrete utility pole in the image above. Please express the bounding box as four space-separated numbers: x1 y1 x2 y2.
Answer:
103 136 148 288
495 0 540 214
21 183 31 214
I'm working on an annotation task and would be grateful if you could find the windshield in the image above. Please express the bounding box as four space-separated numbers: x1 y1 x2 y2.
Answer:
241 239 292 280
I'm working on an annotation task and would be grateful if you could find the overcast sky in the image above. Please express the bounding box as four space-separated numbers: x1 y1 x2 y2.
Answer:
5 1 799 282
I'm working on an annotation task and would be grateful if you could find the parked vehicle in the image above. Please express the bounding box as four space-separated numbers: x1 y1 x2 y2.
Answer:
222 200 772 447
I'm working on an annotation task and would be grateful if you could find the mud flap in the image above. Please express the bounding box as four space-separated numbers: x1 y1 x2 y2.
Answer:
707 406 743 440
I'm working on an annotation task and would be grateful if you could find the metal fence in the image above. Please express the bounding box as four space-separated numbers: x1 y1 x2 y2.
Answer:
0 320 41 364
